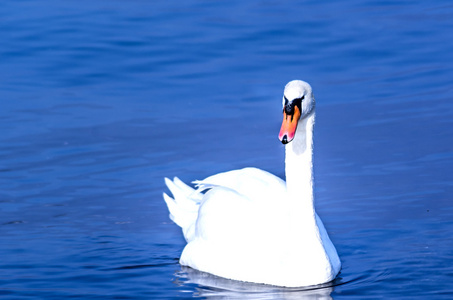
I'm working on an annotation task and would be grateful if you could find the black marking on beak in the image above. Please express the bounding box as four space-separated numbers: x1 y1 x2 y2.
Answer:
281 135 288 144
283 95 304 116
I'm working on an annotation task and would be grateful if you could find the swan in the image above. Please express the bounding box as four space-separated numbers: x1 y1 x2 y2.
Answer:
163 80 341 287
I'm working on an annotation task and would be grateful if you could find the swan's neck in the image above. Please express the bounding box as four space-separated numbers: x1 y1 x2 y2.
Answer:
285 112 315 216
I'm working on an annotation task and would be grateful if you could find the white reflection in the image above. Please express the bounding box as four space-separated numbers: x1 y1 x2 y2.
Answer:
176 266 334 300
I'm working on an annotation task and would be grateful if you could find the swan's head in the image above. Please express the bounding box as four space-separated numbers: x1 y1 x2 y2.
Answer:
278 80 315 144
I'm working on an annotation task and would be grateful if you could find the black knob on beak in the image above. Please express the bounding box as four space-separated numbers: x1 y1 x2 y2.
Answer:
281 135 288 144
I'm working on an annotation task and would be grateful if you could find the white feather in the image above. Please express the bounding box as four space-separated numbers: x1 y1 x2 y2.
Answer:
163 80 341 287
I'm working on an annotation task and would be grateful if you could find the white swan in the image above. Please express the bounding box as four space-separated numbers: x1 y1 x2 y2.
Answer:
163 80 341 287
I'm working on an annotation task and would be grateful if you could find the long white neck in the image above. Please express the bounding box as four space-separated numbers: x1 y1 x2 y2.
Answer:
285 112 315 217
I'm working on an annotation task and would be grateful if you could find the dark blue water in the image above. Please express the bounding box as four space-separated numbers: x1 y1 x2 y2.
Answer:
1 0 453 298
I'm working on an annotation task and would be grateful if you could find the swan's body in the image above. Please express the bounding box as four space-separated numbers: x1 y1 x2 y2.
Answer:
163 80 341 287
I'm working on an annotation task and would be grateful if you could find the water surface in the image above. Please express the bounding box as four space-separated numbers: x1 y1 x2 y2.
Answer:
1 0 453 298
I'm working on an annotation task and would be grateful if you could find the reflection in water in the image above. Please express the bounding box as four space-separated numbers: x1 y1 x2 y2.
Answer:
176 266 334 299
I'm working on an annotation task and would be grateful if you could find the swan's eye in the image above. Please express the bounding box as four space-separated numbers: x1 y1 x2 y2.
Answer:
283 96 289 109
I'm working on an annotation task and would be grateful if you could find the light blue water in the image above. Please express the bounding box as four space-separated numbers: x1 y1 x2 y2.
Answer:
1 0 453 298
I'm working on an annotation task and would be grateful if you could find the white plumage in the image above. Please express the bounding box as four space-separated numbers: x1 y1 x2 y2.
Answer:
163 80 341 287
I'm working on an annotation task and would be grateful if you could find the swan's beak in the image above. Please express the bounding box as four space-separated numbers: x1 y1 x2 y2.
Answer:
278 106 301 144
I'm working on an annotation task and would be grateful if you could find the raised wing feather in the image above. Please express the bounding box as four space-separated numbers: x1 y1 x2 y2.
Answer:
194 167 286 203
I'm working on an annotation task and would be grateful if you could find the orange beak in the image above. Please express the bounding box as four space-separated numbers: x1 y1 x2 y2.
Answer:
278 106 301 144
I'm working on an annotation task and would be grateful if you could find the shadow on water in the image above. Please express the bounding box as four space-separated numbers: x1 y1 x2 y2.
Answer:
172 265 387 299
175 266 335 299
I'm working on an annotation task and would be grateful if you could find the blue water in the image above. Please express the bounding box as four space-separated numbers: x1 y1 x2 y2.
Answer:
1 0 453 298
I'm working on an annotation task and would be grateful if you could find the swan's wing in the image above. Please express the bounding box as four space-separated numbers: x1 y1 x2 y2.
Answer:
164 167 286 243
193 167 286 203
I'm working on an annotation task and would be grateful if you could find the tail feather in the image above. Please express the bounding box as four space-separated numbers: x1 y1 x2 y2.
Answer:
163 192 179 224
173 177 201 201
163 177 200 242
